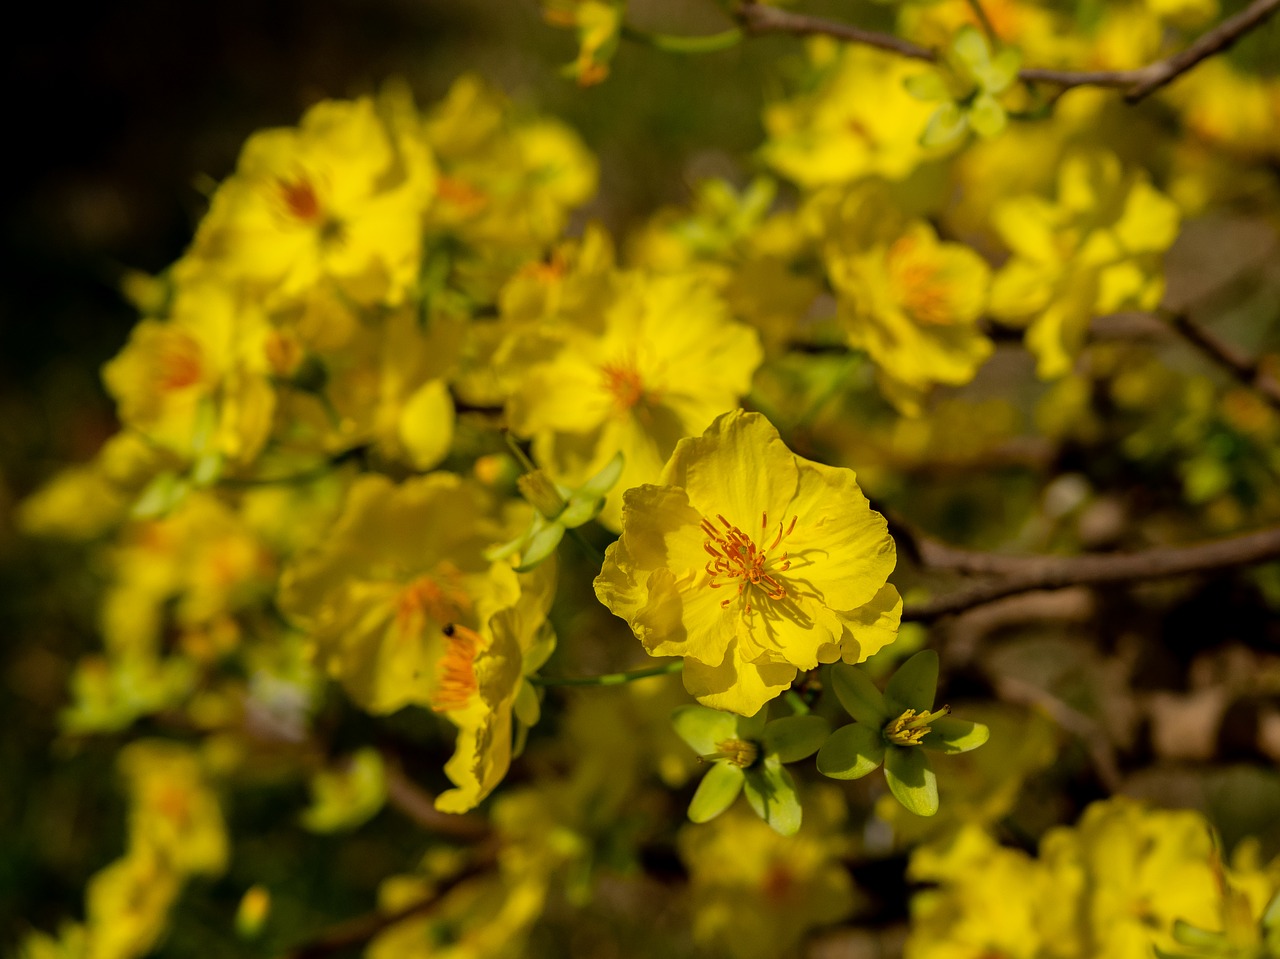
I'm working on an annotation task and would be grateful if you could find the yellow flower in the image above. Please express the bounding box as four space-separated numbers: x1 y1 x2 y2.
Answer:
277 473 545 716
118 739 228 878
503 271 763 530
84 849 181 959
185 90 436 306
434 571 556 813
761 40 942 189
102 277 275 467
678 787 858 959
821 184 993 414
594 410 900 716
989 149 1180 379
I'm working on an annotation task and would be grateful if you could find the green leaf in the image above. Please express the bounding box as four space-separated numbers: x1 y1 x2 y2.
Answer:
737 704 769 741
951 25 991 73
989 46 1022 92
513 521 564 572
672 705 740 756
575 451 625 500
763 715 831 763
885 650 939 714
1171 921 1224 948
922 718 990 754
514 680 541 728
688 762 744 823
743 761 802 836
968 92 1007 138
903 70 950 102
830 663 890 725
920 102 968 149
816 723 885 780
884 747 939 817
559 496 604 529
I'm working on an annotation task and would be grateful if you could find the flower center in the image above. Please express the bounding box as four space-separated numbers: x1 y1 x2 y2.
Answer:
395 565 472 639
711 737 759 769
702 511 797 615
600 360 647 411
888 235 953 327
278 175 322 223
154 331 204 392
432 623 480 712
884 706 951 746
761 860 795 905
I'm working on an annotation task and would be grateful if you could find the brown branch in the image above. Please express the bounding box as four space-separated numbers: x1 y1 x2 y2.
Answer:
735 0 1280 103
282 853 496 959
899 524 1280 622
1167 312 1280 411
735 3 936 61
383 759 492 841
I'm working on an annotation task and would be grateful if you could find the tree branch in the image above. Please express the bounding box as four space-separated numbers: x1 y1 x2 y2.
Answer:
735 0 1280 103
1166 312 1280 411
282 853 496 959
898 524 1280 622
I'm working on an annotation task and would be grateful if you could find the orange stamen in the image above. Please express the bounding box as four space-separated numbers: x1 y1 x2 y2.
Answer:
703 510 798 612
432 624 480 712
278 175 322 223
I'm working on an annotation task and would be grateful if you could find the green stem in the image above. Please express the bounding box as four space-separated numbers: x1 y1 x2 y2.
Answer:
784 690 811 716
621 24 743 54
531 661 683 687
964 0 999 42
566 526 606 566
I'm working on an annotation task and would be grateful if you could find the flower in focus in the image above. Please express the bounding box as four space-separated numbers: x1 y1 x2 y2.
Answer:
816 651 989 817
594 410 901 716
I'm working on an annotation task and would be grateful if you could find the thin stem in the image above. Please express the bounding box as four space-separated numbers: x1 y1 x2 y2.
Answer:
622 24 744 54
964 0 998 43
566 526 606 565
897 523 1280 622
735 0 1280 103
531 660 683 687
1166 312 1280 411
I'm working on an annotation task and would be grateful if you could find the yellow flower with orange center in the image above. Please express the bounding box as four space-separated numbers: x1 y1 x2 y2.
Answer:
820 183 993 415
503 271 763 530
594 410 901 716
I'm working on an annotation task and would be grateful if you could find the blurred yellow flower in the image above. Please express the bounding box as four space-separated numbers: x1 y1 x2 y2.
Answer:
989 149 1180 378
503 271 762 530
119 739 228 877
595 410 900 715
186 91 436 306
821 183 993 414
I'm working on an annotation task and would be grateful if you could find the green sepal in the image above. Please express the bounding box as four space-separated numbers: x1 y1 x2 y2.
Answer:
830 663 890 725
575 451 625 501
988 46 1022 92
132 471 189 520
921 718 990 754
522 623 557 676
514 680 541 728
673 705 740 756
559 496 604 529
688 761 744 823
885 649 939 714
744 760 802 836
884 746 939 817
513 521 564 572
920 102 967 149
951 25 990 73
816 723 885 780
763 715 831 763
1170 921 1225 949
1263 889 1280 929
968 92 1007 138
904 69 949 102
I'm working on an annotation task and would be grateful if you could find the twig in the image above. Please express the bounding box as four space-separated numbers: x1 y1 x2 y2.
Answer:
383 760 491 841
735 0 1280 103
735 3 936 61
898 524 1280 622
282 853 496 958
1166 312 1280 411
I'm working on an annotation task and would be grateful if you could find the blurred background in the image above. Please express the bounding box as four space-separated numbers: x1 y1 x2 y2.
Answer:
0 0 784 947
